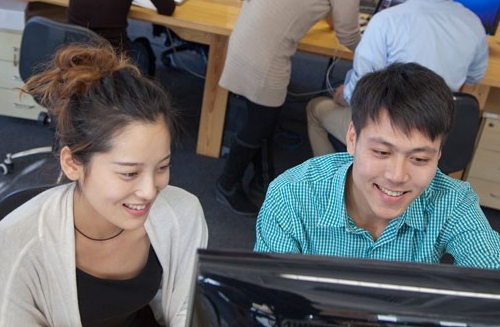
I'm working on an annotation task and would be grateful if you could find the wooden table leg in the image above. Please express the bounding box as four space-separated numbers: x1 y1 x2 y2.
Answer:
195 34 229 158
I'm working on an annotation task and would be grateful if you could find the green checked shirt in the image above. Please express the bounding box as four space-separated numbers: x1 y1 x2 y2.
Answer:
254 153 500 269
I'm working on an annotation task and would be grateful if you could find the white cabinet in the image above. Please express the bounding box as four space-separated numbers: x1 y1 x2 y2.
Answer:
0 29 48 122
0 0 66 122
0 0 48 122
466 89 500 210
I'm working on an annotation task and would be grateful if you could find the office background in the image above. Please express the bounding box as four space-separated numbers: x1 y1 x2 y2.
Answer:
0 19 499 250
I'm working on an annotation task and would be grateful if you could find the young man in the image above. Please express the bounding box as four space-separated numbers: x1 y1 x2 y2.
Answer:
306 0 488 156
254 63 500 269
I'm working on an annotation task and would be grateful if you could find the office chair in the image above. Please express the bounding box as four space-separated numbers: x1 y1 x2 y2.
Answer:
327 92 481 176
0 184 55 220
162 31 208 66
439 92 480 175
153 25 208 70
0 16 103 175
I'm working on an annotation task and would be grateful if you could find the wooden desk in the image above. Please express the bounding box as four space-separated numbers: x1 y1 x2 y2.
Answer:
126 1 352 158
29 0 351 158
481 32 500 89
28 0 499 159
462 32 500 109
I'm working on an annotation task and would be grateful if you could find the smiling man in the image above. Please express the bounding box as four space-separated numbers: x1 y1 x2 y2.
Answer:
254 62 500 269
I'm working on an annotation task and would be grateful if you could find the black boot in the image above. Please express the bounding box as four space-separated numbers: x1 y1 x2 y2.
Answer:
249 137 275 201
216 138 260 216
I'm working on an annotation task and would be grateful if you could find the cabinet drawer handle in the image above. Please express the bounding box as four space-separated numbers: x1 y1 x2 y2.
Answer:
13 103 35 109
13 47 19 67
490 193 500 200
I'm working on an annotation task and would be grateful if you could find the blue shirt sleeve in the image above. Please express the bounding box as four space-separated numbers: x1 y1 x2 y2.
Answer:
343 14 389 103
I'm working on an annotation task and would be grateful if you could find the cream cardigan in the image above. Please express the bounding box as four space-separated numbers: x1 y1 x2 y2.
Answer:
0 183 208 326
219 0 361 107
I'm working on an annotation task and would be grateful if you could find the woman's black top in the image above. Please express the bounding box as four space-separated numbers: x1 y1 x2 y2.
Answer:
76 245 163 327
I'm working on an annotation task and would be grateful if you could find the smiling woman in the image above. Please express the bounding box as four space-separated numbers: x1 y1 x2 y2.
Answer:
0 42 208 327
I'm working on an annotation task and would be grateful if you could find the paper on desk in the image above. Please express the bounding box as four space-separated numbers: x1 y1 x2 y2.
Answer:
132 0 157 10
132 0 185 8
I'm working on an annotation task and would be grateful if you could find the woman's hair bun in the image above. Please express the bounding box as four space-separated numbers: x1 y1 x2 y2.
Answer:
23 41 140 116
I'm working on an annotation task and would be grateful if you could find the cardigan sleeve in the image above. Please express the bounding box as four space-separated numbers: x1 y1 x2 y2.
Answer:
329 0 361 51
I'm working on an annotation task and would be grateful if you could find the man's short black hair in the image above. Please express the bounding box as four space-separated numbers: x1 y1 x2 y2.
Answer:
350 62 454 145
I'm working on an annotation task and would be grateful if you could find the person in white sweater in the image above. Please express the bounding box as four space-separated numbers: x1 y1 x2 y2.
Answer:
217 0 362 216
0 42 208 327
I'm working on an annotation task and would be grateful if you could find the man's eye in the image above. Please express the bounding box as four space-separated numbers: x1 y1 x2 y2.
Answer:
412 157 430 164
120 172 138 178
373 150 389 156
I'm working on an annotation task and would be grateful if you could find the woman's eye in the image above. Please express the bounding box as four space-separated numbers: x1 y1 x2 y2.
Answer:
158 163 172 171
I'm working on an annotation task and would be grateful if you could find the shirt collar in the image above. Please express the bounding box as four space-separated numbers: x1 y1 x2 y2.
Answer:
402 198 427 230
317 160 352 228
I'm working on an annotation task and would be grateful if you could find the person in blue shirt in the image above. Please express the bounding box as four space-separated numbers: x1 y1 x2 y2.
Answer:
254 62 500 269
306 0 488 156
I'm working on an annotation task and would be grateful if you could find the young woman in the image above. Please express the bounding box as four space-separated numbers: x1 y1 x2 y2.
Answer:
0 42 208 326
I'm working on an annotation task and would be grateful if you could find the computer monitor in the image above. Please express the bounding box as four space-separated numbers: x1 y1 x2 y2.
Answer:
454 0 500 35
373 0 500 35
187 249 500 326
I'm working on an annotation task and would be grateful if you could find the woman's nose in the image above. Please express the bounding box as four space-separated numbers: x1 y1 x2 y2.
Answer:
136 175 158 200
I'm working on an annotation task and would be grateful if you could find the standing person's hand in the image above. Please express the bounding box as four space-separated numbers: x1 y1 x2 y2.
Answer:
324 10 334 29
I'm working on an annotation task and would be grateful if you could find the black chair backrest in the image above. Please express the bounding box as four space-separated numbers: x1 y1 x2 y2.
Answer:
0 184 55 220
19 16 103 82
439 92 480 175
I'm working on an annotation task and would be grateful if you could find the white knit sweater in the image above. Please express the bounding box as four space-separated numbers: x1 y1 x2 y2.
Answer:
0 183 208 327
219 0 360 106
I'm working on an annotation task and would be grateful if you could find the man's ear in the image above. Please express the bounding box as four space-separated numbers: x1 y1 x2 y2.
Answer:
60 146 82 181
346 122 357 155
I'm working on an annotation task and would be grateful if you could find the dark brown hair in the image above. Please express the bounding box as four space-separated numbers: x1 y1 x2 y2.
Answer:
23 42 178 167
